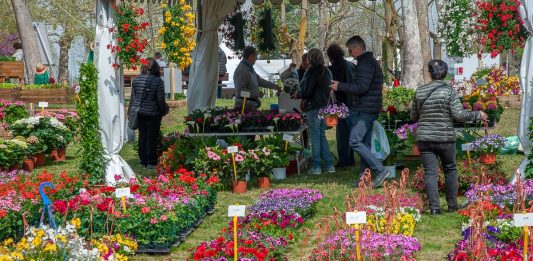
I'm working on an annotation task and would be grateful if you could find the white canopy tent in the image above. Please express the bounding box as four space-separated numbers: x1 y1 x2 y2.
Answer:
517 0 533 181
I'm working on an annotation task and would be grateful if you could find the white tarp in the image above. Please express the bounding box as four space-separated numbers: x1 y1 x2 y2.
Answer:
516 0 532 181
187 0 240 112
94 0 135 185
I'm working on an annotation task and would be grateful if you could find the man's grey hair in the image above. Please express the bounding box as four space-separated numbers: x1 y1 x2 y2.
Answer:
346 35 366 50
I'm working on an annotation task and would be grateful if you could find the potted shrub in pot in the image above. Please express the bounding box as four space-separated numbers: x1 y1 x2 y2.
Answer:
231 150 248 194
471 134 507 165
0 138 26 171
25 136 47 167
249 146 275 189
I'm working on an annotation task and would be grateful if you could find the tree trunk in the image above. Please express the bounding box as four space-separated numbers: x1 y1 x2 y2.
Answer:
415 0 431 83
431 0 443 60
401 0 424 88
318 1 327 53
58 36 71 84
382 0 396 83
11 0 41 84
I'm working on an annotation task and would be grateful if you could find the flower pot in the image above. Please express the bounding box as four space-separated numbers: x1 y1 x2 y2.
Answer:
384 165 397 179
480 153 496 165
23 158 35 171
33 153 45 167
273 167 287 180
412 144 421 156
50 147 66 162
258 177 270 189
325 116 338 127
287 160 298 175
232 180 247 194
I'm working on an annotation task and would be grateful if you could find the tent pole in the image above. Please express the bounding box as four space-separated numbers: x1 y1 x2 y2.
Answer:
196 0 202 42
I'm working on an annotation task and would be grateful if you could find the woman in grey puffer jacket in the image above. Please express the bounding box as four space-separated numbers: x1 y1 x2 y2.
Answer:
411 60 488 215
129 58 168 169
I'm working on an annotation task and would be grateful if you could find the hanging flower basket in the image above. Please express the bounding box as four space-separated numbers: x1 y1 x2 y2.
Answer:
480 153 496 165
159 2 196 70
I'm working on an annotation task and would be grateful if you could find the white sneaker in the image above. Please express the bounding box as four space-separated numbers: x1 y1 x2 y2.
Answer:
311 168 322 175
327 166 336 174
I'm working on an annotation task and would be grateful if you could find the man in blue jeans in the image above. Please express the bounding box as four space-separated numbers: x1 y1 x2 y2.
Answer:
330 36 390 188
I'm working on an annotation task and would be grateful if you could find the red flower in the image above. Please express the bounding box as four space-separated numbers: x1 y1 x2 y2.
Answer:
141 207 151 214
52 200 68 215
96 197 114 213
197 117 203 124
121 23 130 32
207 176 219 185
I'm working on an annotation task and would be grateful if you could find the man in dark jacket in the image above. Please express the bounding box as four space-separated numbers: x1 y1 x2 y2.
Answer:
330 36 388 188
411 60 487 215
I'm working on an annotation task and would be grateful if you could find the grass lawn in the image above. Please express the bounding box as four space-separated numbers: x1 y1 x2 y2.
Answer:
32 98 524 260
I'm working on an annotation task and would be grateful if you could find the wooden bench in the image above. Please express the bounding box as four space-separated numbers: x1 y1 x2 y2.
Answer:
0 61 24 83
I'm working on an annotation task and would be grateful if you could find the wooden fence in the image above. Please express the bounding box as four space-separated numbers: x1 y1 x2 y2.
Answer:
0 88 75 104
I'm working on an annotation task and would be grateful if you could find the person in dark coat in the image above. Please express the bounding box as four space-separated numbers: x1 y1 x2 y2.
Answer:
129 58 168 169
330 36 388 188
327 44 355 168
411 60 487 215
299 48 335 175
297 53 309 81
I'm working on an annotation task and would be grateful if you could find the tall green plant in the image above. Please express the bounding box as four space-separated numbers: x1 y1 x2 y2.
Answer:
76 63 106 185
526 118 533 179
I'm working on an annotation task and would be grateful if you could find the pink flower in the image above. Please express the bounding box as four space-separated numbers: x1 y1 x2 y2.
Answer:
141 207 151 214
150 218 158 224
235 154 245 162
160 215 168 221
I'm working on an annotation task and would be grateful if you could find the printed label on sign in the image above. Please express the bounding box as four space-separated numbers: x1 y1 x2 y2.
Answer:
282 134 294 142
228 205 246 217
115 187 131 198
346 211 367 225
461 143 472 152
38 102 49 108
227 146 239 153
513 213 533 227
241 91 251 98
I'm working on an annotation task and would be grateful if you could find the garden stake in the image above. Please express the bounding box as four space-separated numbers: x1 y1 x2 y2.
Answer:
241 97 246 114
121 196 127 212
285 140 289 151
353 223 361 261
233 215 238 261
232 153 238 180
523 224 528 261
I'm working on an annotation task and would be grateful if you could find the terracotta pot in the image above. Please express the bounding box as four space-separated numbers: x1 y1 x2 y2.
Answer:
412 144 421 156
232 180 247 194
480 153 496 165
33 153 45 167
8 163 19 171
23 159 35 171
50 147 66 162
325 116 338 127
258 177 270 189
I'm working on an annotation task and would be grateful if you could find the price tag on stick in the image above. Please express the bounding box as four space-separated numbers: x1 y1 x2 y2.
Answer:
228 205 246 261
282 134 294 151
38 101 48 116
514 213 533 260
240 91 250 114
115 187 131 212
346 211 366 261
228 146 239 180
462 143 472 164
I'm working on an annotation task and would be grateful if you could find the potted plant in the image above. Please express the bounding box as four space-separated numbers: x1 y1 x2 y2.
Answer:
319 103 349 127
249 147 274 189
232 150 248 193
394 123 419 156
471 134 507 165
25 136 47 167
0 138 27 171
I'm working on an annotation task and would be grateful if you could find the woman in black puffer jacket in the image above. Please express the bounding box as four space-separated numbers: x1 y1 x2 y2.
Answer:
129 58 168 168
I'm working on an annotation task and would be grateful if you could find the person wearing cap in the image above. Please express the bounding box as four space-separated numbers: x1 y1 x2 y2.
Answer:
34 63 50 85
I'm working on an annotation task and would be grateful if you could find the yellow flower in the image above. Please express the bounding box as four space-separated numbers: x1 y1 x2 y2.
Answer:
2 238 13 246
56 235 66 244
165 17 172 24
70 217 81 229
165 11 171 17
161 43 167 49
161 3 167 9
44 243 57 252
31 237 41 247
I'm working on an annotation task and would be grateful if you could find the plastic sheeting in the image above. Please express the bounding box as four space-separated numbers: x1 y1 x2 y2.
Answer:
187 0 240 112
516 0 532 182
94 0 135 185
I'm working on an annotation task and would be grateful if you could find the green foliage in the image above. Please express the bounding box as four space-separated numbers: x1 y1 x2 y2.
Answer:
0 83 18 89
23 84 68 89
76 63 106 185
526 117 533 179
0 101 29 125
9 117 73 151
0 56 16 61
174 93 186 100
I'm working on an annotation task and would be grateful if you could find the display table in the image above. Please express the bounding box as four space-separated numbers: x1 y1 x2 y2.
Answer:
188 126 308 175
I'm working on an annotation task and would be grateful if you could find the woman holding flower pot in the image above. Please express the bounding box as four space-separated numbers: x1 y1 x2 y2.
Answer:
298 48 335 175
411 60 488 215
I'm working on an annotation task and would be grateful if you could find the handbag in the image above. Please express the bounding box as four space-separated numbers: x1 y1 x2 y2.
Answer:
128 77 154 130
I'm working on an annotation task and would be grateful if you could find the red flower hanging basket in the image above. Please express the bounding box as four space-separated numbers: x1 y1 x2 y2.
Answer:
325 116 338 127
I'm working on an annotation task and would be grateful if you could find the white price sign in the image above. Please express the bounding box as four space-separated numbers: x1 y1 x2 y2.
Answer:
513 213 533 227
240 91 251 98
282 134 294 143
227 146 239 153
228 205 246 217
115 187 131 198
461 143 473 152
38 101 49 108
346 211 367 225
